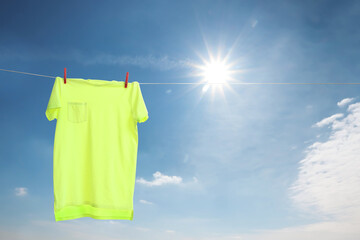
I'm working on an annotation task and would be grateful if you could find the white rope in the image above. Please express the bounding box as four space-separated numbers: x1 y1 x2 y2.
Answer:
0 68 55 78
1 68 360 85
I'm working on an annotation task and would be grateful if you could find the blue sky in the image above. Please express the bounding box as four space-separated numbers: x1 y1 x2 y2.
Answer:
1 0 360 239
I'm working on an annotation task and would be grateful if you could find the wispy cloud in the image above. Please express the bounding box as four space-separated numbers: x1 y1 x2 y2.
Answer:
290 101 360 222
76 52 194 71
0 45 195 72
139 199 153 205
313 113 344 128
337 97 354 107
136 171 182 186
14 187 28 196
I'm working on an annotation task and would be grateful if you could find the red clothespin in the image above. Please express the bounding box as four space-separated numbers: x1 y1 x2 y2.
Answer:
125 72 129 88
64 68 67 84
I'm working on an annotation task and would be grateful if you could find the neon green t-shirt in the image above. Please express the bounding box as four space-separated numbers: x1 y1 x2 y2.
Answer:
45 77 148 221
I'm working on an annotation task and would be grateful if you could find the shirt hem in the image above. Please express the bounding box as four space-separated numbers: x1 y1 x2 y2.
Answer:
54 204 134 221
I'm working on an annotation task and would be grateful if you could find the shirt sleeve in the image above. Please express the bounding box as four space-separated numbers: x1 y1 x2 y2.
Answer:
45 77 62 121
130 81 149 123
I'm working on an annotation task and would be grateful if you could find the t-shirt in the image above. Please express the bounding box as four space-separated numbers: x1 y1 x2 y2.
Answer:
45 76 149 221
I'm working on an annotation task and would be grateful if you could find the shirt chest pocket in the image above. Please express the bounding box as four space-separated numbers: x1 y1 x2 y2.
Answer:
67 102 87 123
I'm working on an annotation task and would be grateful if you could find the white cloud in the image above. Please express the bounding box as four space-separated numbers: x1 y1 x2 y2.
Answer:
337 98 354 107
313 113 344 128
290 101 360 222
14 187 28 196
166 89 172 94
165 230 175 233
139 199 153 205
136 171 182 186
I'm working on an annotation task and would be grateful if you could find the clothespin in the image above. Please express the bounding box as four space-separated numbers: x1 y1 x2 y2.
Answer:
64 68 67 84
125 72 129 88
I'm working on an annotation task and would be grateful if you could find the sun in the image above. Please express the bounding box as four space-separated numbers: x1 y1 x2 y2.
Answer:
201 60 231 84
191 53 237 96
190 49 238 91
184 44 246 102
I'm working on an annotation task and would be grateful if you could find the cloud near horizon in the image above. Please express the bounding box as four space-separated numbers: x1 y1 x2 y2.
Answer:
290 101 360 223
223 99 360 240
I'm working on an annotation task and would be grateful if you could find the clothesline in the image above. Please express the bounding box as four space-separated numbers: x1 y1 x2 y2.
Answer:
1 68 360 85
